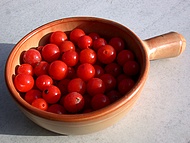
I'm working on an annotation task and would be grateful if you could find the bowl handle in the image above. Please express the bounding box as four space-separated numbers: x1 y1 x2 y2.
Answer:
143 32 186 60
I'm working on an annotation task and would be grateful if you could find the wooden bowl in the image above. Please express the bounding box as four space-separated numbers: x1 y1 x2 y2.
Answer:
5 17 186 135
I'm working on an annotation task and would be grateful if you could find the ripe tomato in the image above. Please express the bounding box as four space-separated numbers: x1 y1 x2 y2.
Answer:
35 75 53 91
67 78 86 95
63 92 84 113
32 98 48 111
97 45 116 64
14 74 34 92
41 44 60 63
91 94 110 110
24 89 42 104
123 61 140 76
109 37 125 53
69 28 85 44
88 32 100 40
105 62 122 77
86 78 105 96
48 60 68 80
23 49 42 67
56 78 70 95
93 64 105 78
33 61 49 76
79 48 97 64
59 40 75 54
117 50 135 66
42 85 61 104
77 63 95 81
106 90 121 103
77 35 93 49
118 78 135 95
61 50 79 67
92 38 107 51
16 63 33 75
50 31 68 46
100 74 117 92
47 104 66 114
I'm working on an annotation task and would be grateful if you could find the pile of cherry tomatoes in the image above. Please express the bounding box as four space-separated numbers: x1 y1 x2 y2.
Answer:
13 28 140 114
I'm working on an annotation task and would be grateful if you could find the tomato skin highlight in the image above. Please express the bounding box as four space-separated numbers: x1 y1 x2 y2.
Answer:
50 31 68 46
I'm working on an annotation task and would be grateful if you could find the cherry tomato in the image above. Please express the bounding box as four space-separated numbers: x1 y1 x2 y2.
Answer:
66 67 76 79
32 98 48 111
100 74 117 92
93 64 105 78
23 49 42 67
118 78 135 95
35 75 53 91
77 35 93 49
42 85 61 104
109 37 125 53
105 62 122 77
93 38 107 51
86 78 105 96
88 32 100 40
50 31 68 46
24 89 42 104
63 92 84 113
48 60 68 80
59 40 75 54
117 74 129 83
69 28 85 44
77 63 95 81
33 61 49 76
97 45 116 64
47 104 66 114
61 50 79 67
57 78 70 95
67 78 86 95
106 90 121 103
14 74 34 92
91 94 110 110
41 44 60 63
79 48 97 64
123 61 140 76
117 50 135 66
17 63 33 75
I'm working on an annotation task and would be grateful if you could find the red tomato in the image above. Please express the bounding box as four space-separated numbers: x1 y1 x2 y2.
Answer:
33 61 49 76
100 74 117 92
67 78 86 95
35 75 53 91
69 28 85 44
41 44 60 63
91 94 110 110
24 89 42 104
61 50 79 67
14 74 34 92
50 31 68 46
118 78 135 95
63 92 84 113
48 60 68 80
88 32 100 40
117 50 135 66
123 61 140 76
86 78 105 96
79 48 97 64
93 38 107 51
32 98 48 111
47 104 66 114
93 64 105 78
105 62 122 77
77 63 95 81
77 35 93 49
97 45 116 64
57 79 70 95
17 63 33 75
106 90 121 103
23 49 42 67
42 85 61 104
109 37 125 53
59 41 75 54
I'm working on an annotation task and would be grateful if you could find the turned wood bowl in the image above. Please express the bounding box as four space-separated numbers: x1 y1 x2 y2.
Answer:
5 17 186 135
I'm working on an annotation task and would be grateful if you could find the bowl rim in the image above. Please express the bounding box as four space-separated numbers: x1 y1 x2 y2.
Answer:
5 16 149 122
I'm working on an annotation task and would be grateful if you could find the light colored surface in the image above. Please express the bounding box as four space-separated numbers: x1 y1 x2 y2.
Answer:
0 0 190 142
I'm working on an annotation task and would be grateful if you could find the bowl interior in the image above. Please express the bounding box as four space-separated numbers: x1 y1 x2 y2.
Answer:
5 17 148 122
